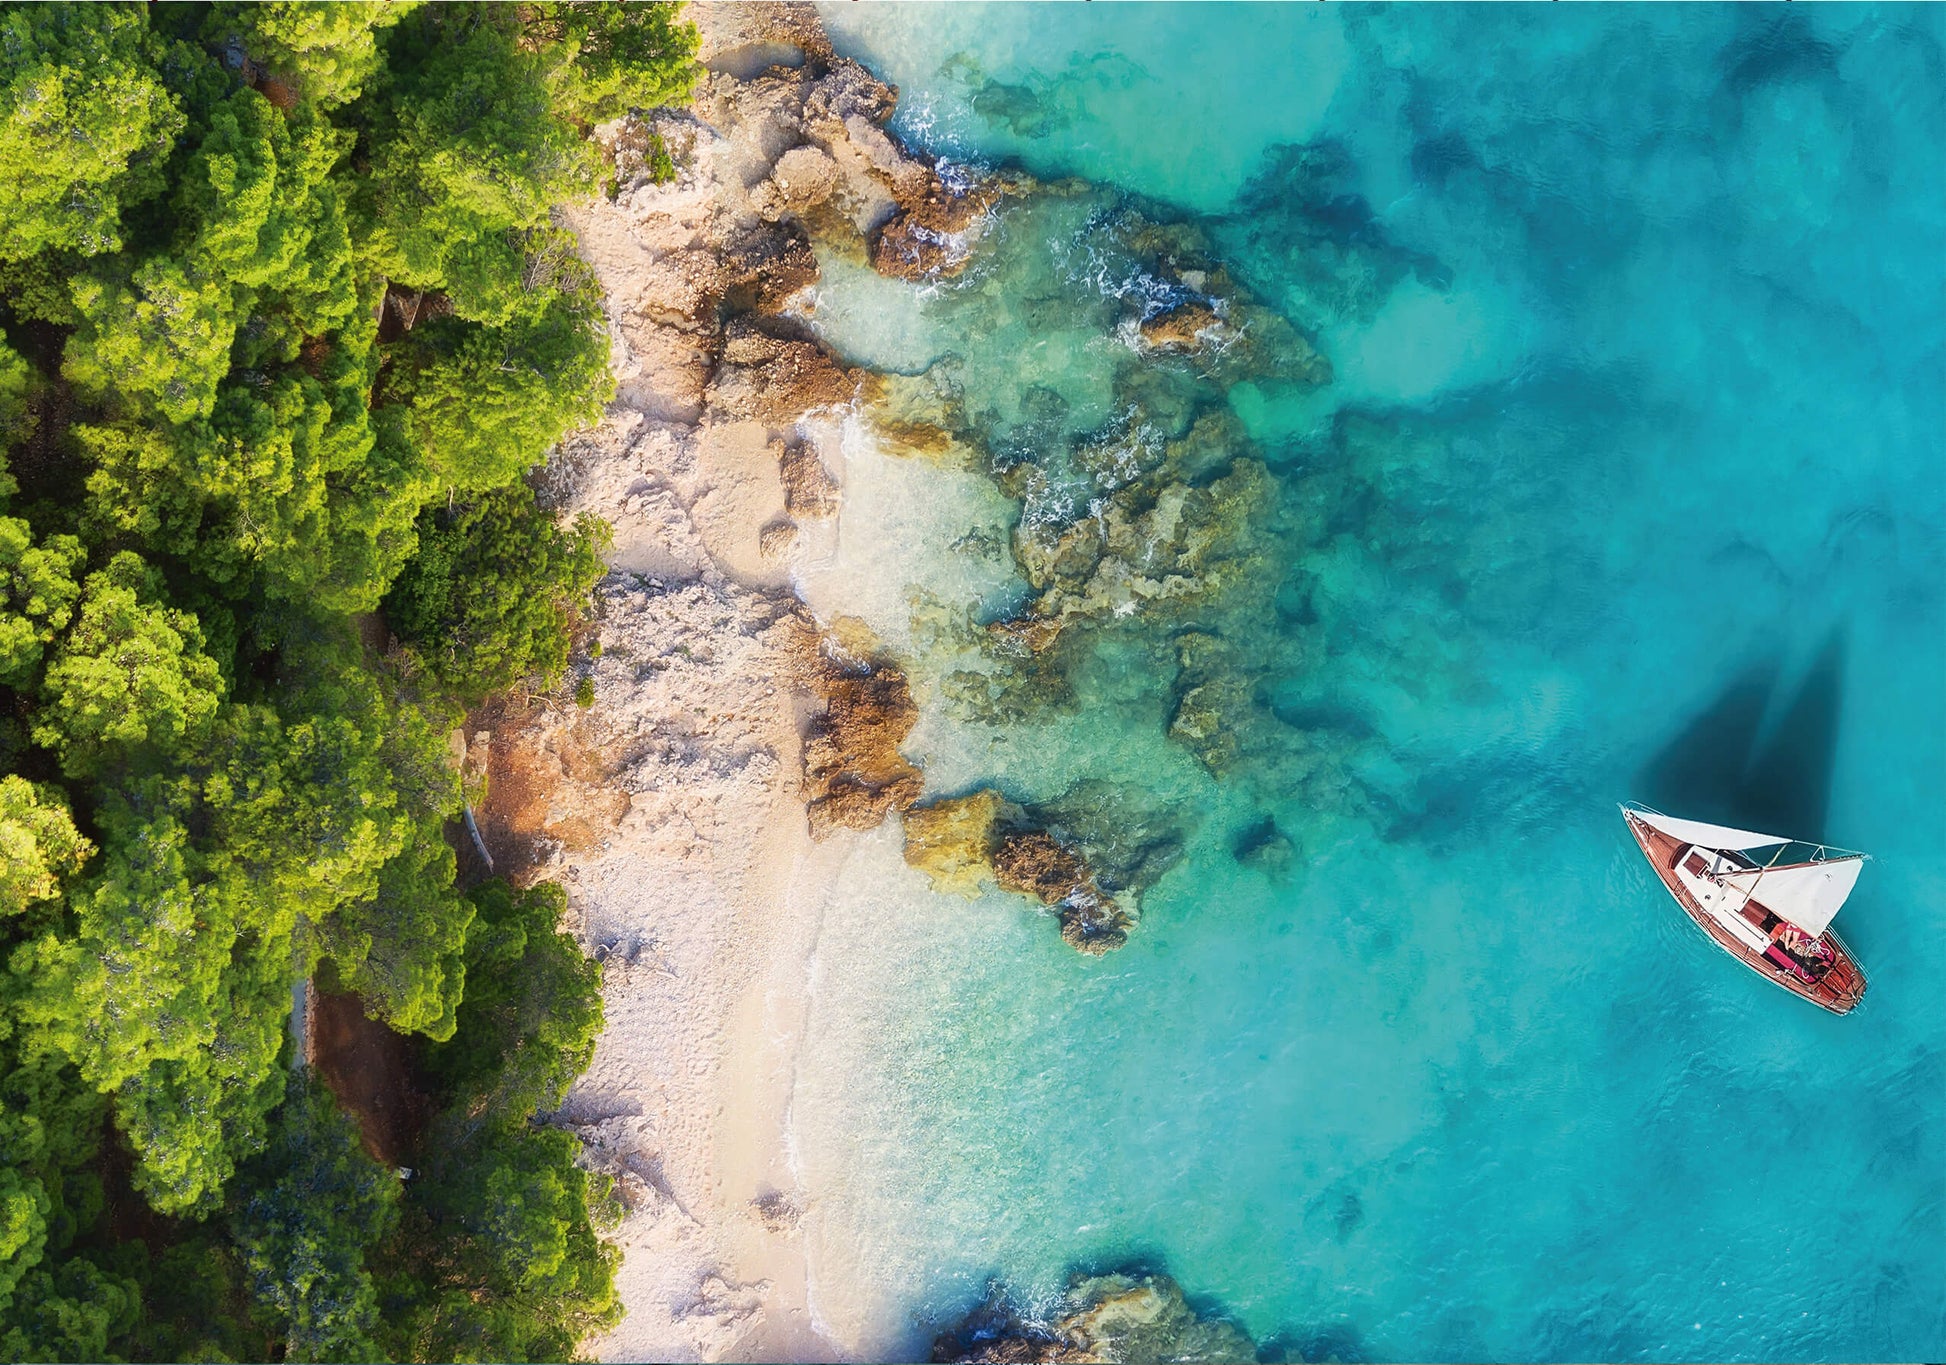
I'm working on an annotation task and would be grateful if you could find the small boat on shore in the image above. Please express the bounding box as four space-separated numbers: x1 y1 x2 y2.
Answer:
1620 802 1868 1014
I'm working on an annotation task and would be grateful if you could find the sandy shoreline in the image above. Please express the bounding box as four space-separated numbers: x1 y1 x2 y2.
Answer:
465 7 984 1358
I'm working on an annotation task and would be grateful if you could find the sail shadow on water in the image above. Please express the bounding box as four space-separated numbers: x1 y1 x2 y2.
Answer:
1634 625 1846 841
1740 626 1845 841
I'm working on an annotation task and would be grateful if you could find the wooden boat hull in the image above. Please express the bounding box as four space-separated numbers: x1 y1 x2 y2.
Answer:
1624 811 1867 1015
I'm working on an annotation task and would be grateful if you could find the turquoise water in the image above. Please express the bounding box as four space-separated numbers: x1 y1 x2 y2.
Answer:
794 6 1946 1360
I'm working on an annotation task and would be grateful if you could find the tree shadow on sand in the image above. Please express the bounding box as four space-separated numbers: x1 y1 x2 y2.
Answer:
1635 625 1846 840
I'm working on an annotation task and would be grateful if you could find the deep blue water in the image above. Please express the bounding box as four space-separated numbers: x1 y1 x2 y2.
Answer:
792 6 1946 1360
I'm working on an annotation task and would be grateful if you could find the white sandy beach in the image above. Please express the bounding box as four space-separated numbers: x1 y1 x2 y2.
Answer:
471 7 982 1357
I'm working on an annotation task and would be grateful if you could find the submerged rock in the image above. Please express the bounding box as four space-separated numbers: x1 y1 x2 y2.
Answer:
1004 458 1276 646
778 438 840 518
902 789 1016 897
1136 299 1226 353
1168 632 1251 775
991 830 1131 956
933 1272 1257 1365
901 792 1133 955
1233 816 1296 879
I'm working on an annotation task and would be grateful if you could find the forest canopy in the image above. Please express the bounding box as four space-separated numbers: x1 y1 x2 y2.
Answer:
0 2 697 1359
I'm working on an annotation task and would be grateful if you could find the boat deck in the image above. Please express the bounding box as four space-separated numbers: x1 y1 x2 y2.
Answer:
1625 814 1867 1015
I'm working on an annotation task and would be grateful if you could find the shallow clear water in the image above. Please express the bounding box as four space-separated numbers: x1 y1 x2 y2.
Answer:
792 6 1946 1360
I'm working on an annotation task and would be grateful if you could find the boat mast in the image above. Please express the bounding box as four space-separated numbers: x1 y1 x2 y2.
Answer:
1727 840 1789 918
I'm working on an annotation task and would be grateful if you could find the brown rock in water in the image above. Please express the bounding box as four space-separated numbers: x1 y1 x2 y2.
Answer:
778 439 840 518
987 613 1070 656
871 183 1000 282
870 416 966 464
871 168 1034 282
800 648 923 838
1136 300 1224 353
991 830 1130 955
902 789 1016 896
710 319 864 426
933 1272 1255 1365
757 519 798 562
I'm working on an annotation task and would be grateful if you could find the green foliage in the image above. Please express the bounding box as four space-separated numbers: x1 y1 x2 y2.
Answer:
32 552 224 776
204 0 421 107
645 130 677 185
364 15 593 323
388 272 614 489
380 879 616 1364
65 257 240 425
0 338 36 466
386 481 610 701
0 1031 109 1322
176 93 361 335
0 776 91 917
574 675 595 708
0 1254 142 1363
321 818 474 1041
229 1075 400 1362
430 881 602 1117
528 2 702 127
0 3 183 262
0 0 677 1349
0 515 84 687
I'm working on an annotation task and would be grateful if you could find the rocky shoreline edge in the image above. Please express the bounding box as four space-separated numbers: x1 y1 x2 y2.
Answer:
460 3 1126 1357
472 3 1299 1356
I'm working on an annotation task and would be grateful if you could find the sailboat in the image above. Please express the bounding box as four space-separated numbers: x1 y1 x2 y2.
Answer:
1620 803 1868 1014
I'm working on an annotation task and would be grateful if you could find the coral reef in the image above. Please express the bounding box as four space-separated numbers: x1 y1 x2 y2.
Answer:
933 1272 1257 1365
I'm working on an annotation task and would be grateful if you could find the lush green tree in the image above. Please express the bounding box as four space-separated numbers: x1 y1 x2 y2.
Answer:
228 1074 400 1363
386 481 609 700
386 270 613 492
0 776 91 918
0 516 83 687
203 0 421 108
13 780 215 1097
0 338 36 469
380 879 616 1364
176 93 362 338
0 3 183 262
64 256 240 425
431 881 602 1118
363 14 593 324
322 820 473 1042
0 0 672 1346
32 552 224 776
308 408 437 615
0 1027 107 1320
528 2 701 127
0 1254 141 1363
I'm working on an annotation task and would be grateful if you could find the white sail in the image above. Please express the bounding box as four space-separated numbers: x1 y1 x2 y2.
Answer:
1625 807 1789 851
1720 857 1864 937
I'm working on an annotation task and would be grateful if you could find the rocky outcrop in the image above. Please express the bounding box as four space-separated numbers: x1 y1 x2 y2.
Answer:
901 789 1017 897
933 1273 1256 1365
991 830 1131 956
999 458 1276 652
710 319 864 426
1135 299 1225 354
1167 631 1252 775
900 790 1135 955
800 643 923 839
